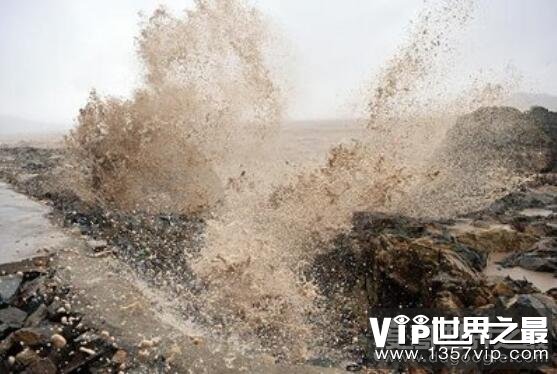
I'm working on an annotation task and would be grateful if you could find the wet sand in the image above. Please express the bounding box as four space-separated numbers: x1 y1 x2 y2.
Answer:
0 181 71 264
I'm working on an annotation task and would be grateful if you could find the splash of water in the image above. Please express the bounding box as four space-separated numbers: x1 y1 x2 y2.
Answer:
67 0 283 214
66 0 529 364
190 0 507 362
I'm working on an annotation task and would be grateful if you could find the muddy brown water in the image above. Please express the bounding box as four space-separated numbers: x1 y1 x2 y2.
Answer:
484 252 556 293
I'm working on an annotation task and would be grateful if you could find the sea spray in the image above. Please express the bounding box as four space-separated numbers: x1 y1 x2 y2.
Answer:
65 0 528 364
67 0 283 214
191 0 499 362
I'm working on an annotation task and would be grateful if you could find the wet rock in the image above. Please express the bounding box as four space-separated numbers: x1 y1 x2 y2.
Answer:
506 293 557 315
0 262 119 372
0 274 23 303
0 323 11 338
51 333 67 348
499 237 557 273
506 293 557 343
47 298 70 320
79 346 97 356
15 347 39 366
331 213 493 309
490 277 536 298
0 306 28 328
24 303 48 327
352 212 429 238
450 221 537 253
27 358 57 374
547 288 557 301
453 244 487 271
518 254 556 272
0 333 15 355
317 212 511 367
13 327 49 346
13 276 52 314
484 186 557 217
433 291 462 310
74 331 102 344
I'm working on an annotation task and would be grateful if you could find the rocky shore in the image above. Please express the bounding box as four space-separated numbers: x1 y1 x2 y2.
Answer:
314 172 557 370
0 258 126 373
0 106 556 372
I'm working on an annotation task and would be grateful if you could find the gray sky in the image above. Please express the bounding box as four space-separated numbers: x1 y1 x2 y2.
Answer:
0 0 556 128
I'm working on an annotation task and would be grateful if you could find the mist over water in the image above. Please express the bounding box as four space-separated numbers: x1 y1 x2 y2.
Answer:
66 0 527 363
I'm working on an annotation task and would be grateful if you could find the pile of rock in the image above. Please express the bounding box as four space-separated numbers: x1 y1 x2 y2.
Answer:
349 212 492 310
0 260 126 373
314 181 557 369
0 146 205 293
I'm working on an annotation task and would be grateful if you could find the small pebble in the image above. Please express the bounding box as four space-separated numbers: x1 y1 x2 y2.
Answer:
79 347 96 356
51 334 67 349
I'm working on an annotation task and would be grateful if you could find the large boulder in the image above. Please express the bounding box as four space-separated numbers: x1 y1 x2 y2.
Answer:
350 213 492 309
314 213 494 312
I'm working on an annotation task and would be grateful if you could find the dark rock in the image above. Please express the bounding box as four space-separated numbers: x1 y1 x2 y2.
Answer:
0 333 15 355
13 327 50 346
506 293 557 343
352 212 428 238
453 244 487 271
547 288 557 301
0 306 28 328
484 188 557 216
15 275 50 312
0 274 23 303
518 254 556 272
74 331 102 344
62 347 106 373
325 213 493 309
24 304 48 327
27 358 57 374
489 276 539 297
506 294 557 316
47 298 70 320
15 347 40 366
0 323 12 339
499 237 557 273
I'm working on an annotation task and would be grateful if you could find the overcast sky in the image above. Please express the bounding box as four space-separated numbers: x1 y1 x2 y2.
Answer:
0 0 556 128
